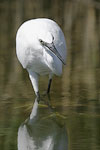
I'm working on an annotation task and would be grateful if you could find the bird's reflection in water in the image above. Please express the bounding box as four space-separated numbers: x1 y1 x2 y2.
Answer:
18 97 68 150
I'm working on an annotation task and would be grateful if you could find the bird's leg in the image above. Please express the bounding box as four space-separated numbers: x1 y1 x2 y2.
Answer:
47 74 53 94
47 79 52 94
27 70 40 99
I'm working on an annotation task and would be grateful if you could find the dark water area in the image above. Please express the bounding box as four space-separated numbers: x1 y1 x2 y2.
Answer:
0 0 100 150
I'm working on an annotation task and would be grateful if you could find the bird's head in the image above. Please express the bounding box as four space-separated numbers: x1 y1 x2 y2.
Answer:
39 34 66 65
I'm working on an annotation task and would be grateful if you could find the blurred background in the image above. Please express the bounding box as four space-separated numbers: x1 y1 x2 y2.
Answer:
0 0 100 150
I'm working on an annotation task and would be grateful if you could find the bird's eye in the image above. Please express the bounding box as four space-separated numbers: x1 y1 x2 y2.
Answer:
39 39 43 44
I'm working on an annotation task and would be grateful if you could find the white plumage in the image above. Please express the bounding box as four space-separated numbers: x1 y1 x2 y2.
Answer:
16 18 67 97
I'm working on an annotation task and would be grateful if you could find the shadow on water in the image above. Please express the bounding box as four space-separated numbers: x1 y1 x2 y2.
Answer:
18 97 68 150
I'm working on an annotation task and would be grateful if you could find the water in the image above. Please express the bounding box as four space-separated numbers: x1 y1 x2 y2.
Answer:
17 98 68 150
0 0 100 150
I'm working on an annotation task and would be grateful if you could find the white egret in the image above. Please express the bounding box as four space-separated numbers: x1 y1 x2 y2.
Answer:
16 18 67 98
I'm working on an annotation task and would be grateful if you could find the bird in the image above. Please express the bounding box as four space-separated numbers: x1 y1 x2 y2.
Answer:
16 18 67 99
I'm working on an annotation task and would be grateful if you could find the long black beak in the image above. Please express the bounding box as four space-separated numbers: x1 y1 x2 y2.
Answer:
42 41 66 65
